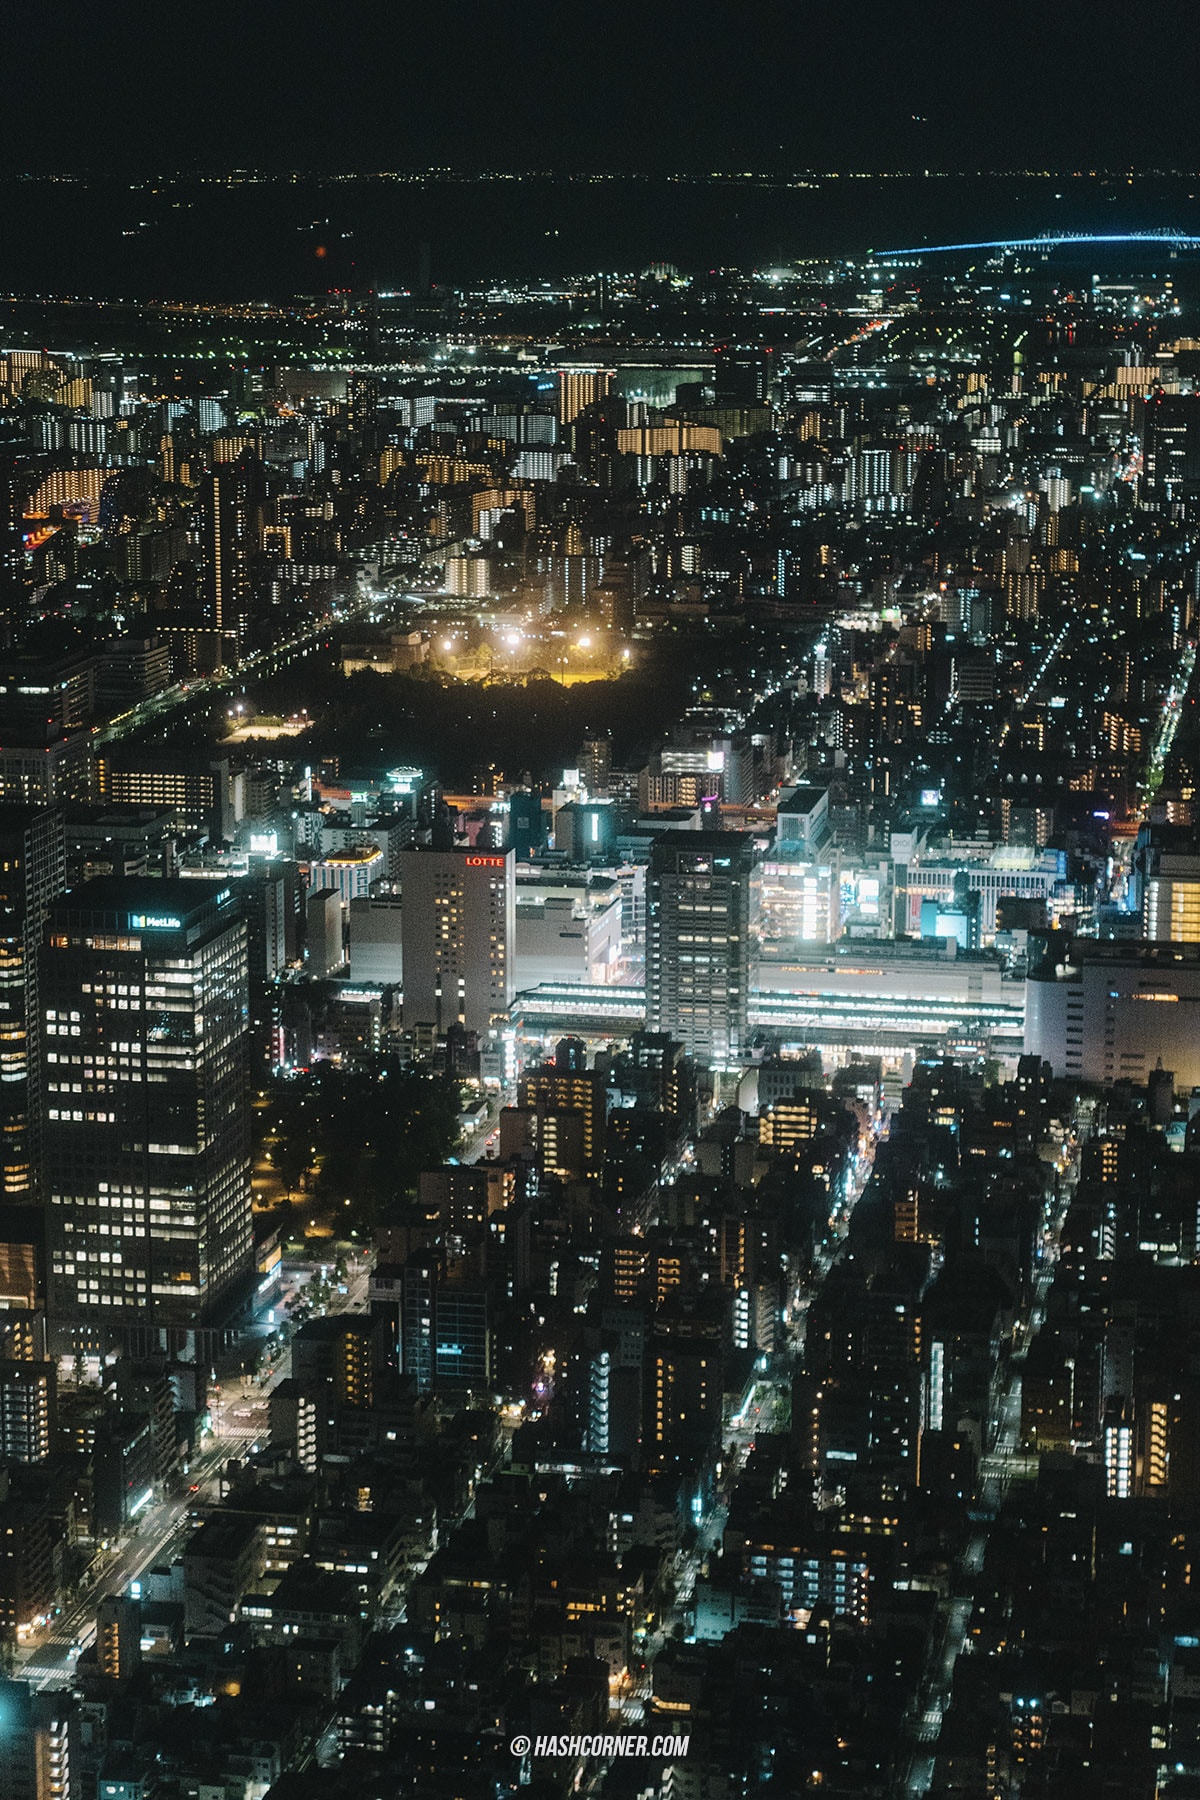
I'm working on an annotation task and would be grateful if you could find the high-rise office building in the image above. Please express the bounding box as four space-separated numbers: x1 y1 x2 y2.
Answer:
646 831 755 1065
1142 393 1200 517
0 806 65 1201
397 847 514 1036
0 651 94 807
38 877 253 1348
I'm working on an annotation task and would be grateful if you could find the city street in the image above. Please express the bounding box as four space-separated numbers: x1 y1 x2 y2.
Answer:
899 1130 1080 1796
17 1433 231 1690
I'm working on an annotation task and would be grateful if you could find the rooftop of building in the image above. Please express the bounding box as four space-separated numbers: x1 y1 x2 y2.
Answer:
315 844 383 865
292 1312 374 1342
650 828 754 854
1032 933 1200 973
0 801 59 830
183 1511 262 1560
777 784 831 813
48 873 239 924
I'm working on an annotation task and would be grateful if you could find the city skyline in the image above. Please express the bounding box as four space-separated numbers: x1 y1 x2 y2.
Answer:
3 56 1200 1791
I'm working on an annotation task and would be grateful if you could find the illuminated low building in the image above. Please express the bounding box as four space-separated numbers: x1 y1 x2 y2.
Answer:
1025 934 1200 1087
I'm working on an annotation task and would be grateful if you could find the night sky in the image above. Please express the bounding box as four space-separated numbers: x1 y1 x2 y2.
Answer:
3 0 1200 175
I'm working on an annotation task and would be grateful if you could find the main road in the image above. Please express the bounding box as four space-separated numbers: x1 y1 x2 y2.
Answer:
16 1429 240 1690
94 580 418 747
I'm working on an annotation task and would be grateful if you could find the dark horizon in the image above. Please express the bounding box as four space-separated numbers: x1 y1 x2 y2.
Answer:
12 161 1200 179
4 0 1200 181
4 166 1200 303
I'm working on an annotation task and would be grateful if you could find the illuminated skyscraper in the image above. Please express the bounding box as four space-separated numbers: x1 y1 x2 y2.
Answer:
397 847 515 1036
0 806 65 1201
196 451 264 662
646 831 754 1065
0 451 27 638
38 878 253 1349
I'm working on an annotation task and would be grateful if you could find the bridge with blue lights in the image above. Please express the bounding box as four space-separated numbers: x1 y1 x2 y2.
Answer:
872 230 1200 259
